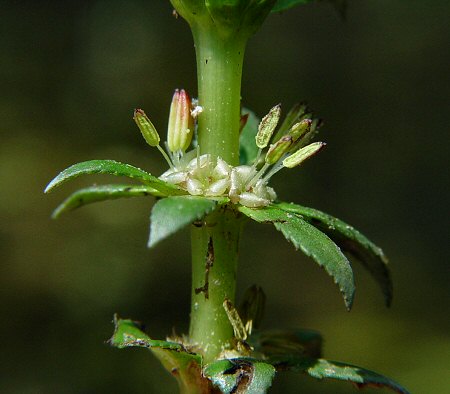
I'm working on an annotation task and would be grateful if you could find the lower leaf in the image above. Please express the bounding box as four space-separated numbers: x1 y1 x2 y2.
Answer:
109 315 210 393
305 359 410 394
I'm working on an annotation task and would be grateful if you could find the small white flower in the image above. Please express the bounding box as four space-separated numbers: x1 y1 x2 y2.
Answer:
137 98 323 208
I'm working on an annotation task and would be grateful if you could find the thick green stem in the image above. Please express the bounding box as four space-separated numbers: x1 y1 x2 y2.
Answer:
186 24 248 363
193 27 246 166
190 207 243 363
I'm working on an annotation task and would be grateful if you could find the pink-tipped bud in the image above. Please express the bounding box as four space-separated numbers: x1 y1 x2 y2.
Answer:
167 89 194 153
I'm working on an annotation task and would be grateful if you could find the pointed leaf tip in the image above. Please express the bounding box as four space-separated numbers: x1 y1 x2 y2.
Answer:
276 202 393 306
305 359 410 394
238 206 355 310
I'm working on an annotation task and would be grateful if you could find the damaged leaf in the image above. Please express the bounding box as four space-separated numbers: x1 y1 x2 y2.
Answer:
204 358 275 394
110 315 207 392
304 359 410 394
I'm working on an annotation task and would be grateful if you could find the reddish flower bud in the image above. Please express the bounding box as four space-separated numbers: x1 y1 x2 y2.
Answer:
167 89 194 153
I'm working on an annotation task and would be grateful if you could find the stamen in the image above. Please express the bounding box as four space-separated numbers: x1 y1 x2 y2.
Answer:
196 145 201 169
156 145 175 170
261 161 285 183
246 162 270 189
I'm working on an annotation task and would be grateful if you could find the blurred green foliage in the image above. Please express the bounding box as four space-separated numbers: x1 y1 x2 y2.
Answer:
1 1 449 393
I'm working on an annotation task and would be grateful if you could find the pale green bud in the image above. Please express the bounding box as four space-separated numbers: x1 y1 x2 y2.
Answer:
288 119 312 142
255 104 281 149
273 102 308 141
167 89 194 153
265 135 293 164
283 142 326 168
133 109 160 147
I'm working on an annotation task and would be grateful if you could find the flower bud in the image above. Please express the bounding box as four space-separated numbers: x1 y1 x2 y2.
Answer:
283 142 326 168
167 89 194 153
133 109 160 147
255 104 281 149
288 119 312 142
265 135 293 165
272 103 308 142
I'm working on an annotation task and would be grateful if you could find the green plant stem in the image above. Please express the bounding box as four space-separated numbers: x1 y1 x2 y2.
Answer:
187 25 248 363
190 207 243 363
193 27 246 166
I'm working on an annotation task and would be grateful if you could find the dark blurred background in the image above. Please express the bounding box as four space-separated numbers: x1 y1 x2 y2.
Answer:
1 1 449 393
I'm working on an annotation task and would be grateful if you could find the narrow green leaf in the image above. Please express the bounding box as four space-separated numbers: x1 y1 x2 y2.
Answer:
239 206 355 309
306 359 410 393
249 329 322 359
44 159 182 195
271 0 313 13
303 359 409 394
51 184 161 218
149 196 217 248
110 314 183 351
204 358 275 394
240 108 260 165
276 202 393 306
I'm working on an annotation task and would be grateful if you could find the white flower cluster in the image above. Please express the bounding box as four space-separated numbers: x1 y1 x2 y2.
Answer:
134 90 324 208
160 152 276 208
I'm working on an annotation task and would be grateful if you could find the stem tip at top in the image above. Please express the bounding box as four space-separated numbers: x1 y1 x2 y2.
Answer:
171 0 277 39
